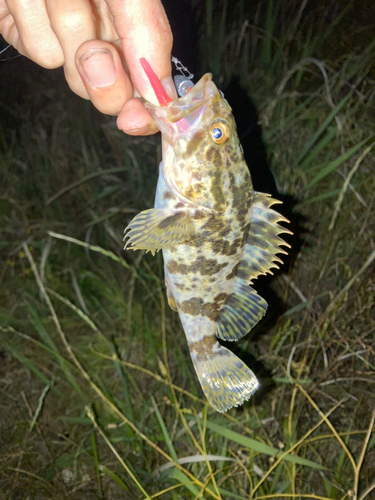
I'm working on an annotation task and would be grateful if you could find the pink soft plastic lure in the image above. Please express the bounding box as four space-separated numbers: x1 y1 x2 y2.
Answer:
140 58 172 106
140 57 194 136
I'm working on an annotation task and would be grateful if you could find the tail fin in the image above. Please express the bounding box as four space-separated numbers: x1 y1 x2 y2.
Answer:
191 344 259 413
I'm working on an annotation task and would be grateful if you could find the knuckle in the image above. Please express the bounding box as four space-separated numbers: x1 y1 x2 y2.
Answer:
28 36 64 68
54 9 91 35
153 18 173 50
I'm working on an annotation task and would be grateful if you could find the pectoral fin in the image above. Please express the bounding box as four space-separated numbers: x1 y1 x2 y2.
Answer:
124 208 194 255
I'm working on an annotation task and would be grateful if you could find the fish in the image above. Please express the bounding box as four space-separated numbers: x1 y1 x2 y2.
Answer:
124 58 292 412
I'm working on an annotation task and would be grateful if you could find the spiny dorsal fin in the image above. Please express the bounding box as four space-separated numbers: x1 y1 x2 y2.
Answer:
243 192 292 284
214 192 291 342
215 278 268 341
124 208 194 255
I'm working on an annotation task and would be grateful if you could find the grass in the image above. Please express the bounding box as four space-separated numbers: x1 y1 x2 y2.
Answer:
1 0 375 498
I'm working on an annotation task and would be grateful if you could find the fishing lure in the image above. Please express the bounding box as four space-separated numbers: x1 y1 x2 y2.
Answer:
124 58 291 412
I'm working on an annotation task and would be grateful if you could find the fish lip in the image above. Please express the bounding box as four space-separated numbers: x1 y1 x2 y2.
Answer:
145 98 210 146
149 108 176 146
144 73 217 144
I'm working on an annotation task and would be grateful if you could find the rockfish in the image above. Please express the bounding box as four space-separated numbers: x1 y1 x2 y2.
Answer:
124 59 291 412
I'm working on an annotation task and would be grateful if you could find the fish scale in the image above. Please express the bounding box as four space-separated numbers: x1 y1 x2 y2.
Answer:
124 61 292 412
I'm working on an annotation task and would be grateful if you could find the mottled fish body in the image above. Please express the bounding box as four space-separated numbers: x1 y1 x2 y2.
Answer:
125 63 291 412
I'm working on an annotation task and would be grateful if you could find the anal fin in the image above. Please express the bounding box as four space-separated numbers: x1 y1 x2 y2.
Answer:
124 208 194 255
216 278 268 341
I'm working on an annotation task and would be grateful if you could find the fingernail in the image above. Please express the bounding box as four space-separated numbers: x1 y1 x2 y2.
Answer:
79 48 117 88
122 125 150 135
161 75 178 100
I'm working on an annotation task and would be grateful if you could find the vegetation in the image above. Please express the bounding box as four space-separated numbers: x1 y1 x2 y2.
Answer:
1 0 374 498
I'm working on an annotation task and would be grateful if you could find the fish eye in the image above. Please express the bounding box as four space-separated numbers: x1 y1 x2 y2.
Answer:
209 122 229 145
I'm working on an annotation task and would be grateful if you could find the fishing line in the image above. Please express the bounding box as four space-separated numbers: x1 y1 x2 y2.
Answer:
0 42 21 61
171 55 195 97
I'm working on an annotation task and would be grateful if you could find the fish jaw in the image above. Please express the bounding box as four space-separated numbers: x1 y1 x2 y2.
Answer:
144 73 220 146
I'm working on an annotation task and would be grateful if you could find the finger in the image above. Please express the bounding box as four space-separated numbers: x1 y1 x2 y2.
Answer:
104 0 176 105
116 97 159 135
46 0 98 98
76 40 133 116
91 0 118 41
4 0 64 67
0 5 19 51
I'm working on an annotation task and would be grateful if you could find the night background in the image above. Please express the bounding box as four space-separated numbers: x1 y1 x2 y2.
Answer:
0 0 374 498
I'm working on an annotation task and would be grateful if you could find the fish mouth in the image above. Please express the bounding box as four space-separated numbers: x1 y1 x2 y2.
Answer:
140 59 218 145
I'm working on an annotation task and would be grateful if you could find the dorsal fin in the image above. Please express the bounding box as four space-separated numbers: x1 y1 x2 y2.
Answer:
215 192 292 342
242 192 292 284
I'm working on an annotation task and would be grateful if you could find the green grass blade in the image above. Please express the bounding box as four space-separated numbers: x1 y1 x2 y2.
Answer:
332 341 375 372
284 291 329 316
87 184 122 205
306 136 372 187
216 489 247 500
28 304 58 351
7 347 63 397
86 208 122 227
151 396 178 462
294 94 350 167
168 468 205 498
269 462 284 492
273 377 311 385
46 166 129 205
204 420 325 469
98 464 128 491
300 126 337 169
263 91 322 142
169 468 246 499
110 341 134 421
262 0 276 66
60 416 92 424
91 431 104 498
368 434 375 451
300 189 341 205
87 406 151 498
46 288 99 332
47 231 134 271
27 303 85 397
5 326 85 394
29 380 54 431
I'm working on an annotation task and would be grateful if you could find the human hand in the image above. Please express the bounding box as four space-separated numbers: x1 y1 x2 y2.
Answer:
0 0 176 135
